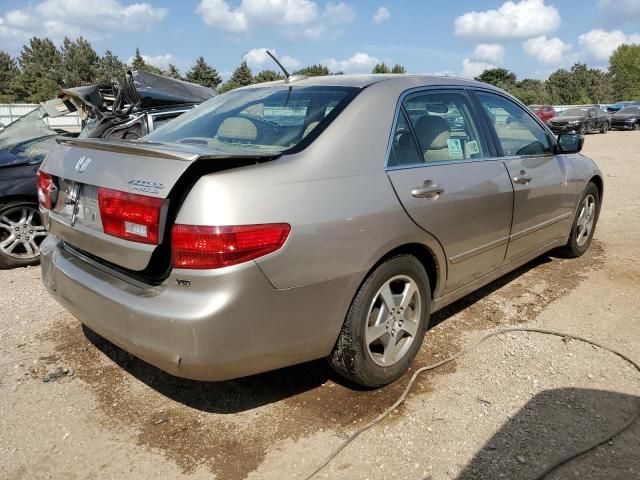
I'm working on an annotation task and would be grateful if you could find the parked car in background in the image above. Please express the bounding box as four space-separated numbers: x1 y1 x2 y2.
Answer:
547 106 610 135
528 104 556 123
606 101 640 113
39 75 602 387
0 70 215 269
610 106 640 130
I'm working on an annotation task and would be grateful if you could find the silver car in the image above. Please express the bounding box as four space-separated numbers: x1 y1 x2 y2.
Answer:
38 75 602 387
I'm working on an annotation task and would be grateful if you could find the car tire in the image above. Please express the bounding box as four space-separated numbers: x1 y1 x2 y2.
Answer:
600 122 609 134
327 254 430 387
0 201 46 269
635 122 640 131
579 124 587 135
557 182 600 259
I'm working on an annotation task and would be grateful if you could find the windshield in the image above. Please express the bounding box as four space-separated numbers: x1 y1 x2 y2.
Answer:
560 108 588 117
0 106 56 149
618 106 640 114
144 85 359 153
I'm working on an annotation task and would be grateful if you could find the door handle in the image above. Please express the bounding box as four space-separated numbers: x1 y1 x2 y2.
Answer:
513 171 532 185
411 183 444 198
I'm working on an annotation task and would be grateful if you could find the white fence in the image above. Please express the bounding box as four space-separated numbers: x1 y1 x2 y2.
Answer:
0 103 81 131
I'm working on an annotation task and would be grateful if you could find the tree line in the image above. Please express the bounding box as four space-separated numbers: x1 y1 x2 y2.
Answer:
1 36 638 105
475 44 640 105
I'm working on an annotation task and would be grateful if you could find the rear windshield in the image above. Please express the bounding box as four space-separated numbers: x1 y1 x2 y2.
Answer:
144 85 359 153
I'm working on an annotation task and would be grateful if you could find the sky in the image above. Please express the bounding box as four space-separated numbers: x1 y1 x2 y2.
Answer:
0 0 639 81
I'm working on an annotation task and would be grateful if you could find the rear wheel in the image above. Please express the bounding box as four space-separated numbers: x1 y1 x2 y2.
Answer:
557 182 600 258
327 254 430 387
0 202 47 269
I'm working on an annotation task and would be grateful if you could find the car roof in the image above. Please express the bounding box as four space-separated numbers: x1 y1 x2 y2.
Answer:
239 74 501 91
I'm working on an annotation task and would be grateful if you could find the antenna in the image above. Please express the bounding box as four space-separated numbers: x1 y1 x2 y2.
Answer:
266 50 290 78
265 50 307 84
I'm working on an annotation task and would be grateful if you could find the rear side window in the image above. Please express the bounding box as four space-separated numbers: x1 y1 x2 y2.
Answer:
388 90 487 167
144 86 358 153
476 91 552 157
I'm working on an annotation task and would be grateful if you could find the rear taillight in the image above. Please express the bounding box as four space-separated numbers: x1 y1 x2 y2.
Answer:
98 188 164 245
172 223 291 269
37 171 56 209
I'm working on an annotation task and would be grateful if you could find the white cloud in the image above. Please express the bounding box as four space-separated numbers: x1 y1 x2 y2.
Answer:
472 44 505 64
195 0 354 38
128 52 177 70
243 48 301 71
597 0 640 27
372 6 390 24
523 35 571 64
0 0 167 43
461 58 496 79
578 29 640 61
322 52 380 73
454 0 560 41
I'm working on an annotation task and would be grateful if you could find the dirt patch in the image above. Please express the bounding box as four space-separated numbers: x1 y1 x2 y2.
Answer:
35 242 605 479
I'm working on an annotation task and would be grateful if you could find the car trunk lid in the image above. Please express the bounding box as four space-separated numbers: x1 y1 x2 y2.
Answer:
40 137 279 272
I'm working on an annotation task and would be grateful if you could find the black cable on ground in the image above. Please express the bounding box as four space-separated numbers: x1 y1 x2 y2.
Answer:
303 327 640 480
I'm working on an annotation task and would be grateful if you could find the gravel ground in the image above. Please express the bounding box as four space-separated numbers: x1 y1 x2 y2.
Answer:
1 131 639 480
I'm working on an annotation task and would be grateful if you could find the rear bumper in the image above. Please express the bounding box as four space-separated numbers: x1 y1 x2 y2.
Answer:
41 235 361 381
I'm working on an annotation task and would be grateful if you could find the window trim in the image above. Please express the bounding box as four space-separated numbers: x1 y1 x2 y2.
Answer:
468 87 559 159
384 86 499 171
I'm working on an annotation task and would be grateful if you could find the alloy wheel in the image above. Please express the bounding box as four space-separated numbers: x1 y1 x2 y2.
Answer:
0 206 47 259
576 194 596 247
365 275 421 367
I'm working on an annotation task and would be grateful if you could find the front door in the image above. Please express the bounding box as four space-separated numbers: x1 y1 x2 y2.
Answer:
386 89 514 293
474 90 575 262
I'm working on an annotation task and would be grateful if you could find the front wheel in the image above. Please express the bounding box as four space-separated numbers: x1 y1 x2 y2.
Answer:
600 122 609 134
0 202 47 269
557 182 600 258
635 122 640 131
579 124 587 136
327 254 430 387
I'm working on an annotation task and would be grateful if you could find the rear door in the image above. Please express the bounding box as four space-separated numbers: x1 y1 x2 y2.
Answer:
472 90 575 262
386 88 514 293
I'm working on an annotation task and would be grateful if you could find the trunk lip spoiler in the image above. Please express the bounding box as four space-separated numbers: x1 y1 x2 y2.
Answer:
55 137 283 162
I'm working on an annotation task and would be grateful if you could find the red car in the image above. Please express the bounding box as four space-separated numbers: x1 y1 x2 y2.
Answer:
529 105 556 123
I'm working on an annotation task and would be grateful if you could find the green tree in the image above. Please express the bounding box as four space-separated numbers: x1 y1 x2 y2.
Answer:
512 78 548 105
230 60 253 87
545 63 614 104
372 62 390 74
185 56 221 88
253 69 284 83
294 64 330 77
218 80 241 93
15 37 63 102
609 44 640 100
129 48 164 75
96 50 126 84
60 36 99 87
167 64 183 80
391 64 406 74
0 51 19 102
475 68 517 91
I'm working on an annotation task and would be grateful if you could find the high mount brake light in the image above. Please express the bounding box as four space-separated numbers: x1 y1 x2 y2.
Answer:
37 171 56 209
98 188 164 245
171 223 291 269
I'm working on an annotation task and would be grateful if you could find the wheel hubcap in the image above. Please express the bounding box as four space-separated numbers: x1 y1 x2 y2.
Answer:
0 206 47 259
576 194 596 247
366 275 421 367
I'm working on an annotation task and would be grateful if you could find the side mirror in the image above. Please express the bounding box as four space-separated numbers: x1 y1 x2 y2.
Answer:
557 134 584 154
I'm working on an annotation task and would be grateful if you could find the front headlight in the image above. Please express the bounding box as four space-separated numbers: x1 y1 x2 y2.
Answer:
568 120 581 125
626 118 636 123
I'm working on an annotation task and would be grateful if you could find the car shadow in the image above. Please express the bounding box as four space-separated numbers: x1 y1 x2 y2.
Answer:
456 388 640 479
82 253 554 414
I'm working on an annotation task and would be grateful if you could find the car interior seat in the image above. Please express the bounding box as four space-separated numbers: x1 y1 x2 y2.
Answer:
414 116 451 162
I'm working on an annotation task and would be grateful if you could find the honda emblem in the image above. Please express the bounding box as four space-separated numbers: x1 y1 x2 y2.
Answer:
74 155 92 173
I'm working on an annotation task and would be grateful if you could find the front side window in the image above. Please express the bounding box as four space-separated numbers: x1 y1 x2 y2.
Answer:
144 86 358 153
388 90 486 167
476 91 552 157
